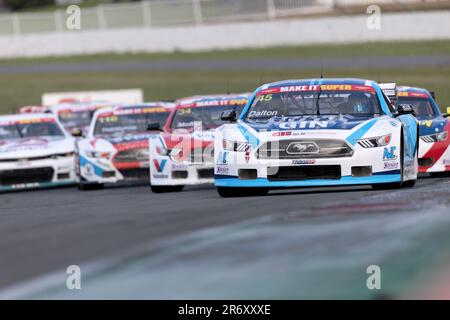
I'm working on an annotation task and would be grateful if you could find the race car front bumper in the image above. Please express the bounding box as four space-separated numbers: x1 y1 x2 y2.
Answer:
150 157 215 186
0 155 77 192
214 148 403 189
79 155 149 184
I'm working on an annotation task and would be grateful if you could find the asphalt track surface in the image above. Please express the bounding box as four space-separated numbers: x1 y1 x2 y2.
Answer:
1 55 450 74
1 175 450 298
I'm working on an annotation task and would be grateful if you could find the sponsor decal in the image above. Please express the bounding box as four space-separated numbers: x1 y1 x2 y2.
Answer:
389 121 398 127
181 98 247 108
221 152 228 165
245 149 250 162
152 174 168 179
420 120 433 128
192 131 214 141
383 147 397 160
272 131 293 137
292 159 316 165
257 84 375 95
279 121 328 130
442 159 450 165
83 163 94 176
216 165 229 175
153 159 167 173
12 183 40 189
249 110 278 118
0 138 49 153
398 91 429 98
286 141 319 154
172 164 188 170
384 161 399 170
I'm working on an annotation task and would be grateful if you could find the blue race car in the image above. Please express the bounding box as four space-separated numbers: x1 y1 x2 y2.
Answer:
214 78 419 197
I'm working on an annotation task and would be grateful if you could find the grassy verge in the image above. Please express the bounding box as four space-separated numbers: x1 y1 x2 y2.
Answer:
1 65 449 114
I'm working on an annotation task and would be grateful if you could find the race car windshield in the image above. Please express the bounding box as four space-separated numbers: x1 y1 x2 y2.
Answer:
58 110 93 128
94 111 170 136
170 104 245 130
395 97 437 119
171 104 246 130
245 89 381 121
0 121 65 140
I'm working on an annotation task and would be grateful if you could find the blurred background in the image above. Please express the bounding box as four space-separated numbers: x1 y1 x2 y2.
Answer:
0 0 449 113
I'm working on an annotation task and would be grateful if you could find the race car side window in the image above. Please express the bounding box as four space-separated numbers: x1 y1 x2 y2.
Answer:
381 91 396 113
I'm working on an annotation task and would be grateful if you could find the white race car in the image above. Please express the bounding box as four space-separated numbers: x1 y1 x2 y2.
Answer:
76 103 173 190
49 101 113 137
0 113 77 192
214 78 419 197
149 94 250 193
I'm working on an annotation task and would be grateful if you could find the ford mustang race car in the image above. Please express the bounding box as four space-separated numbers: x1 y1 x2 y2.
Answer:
0 113 77 192
76 103 173 190
214 79 419 197
149 94 250 193
50 101 112 137
395 86 450 176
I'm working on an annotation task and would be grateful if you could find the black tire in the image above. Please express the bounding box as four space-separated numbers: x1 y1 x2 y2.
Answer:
372 182 402 190
430 172 450 178
78 181 104 191
401 179 416 188
401 126 419 188
150 185 184 193
217 187 269 198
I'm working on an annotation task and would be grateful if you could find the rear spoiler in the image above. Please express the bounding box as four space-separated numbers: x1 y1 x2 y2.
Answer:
379 83 397 102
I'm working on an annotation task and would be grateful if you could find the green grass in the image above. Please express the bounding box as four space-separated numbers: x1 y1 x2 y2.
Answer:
1 66 449 114
0 40 449 114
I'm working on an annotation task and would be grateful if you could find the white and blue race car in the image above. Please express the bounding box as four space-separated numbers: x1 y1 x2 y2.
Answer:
76 103 173 190
214 78 419 197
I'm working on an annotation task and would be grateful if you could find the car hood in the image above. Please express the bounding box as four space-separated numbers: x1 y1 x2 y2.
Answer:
418 117 448 136
87 133 159 152
161 130 215 149
243 115 376 132
0 137 74 159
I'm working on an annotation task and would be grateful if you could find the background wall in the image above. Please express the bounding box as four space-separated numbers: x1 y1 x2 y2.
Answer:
0 10 449 58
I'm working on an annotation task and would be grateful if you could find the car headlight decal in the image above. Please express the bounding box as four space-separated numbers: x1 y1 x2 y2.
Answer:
222 140 251 152
357 134 391 148
421 131 448 143
86 150 112 159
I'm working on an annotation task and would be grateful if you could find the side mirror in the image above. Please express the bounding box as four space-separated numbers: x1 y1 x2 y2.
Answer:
444 107 450 117
147 122 161 131
396 104 416 117
71 128 83 137
221 110 237 122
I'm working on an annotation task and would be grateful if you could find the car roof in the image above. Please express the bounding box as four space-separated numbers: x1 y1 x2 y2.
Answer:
262 78 376 89
175 93 251 108
397 86 430 94
50 101 114 112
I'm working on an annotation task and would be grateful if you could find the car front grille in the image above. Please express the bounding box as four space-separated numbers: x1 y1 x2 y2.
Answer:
197 168 214 179
119 168 149 180
0 167 54 186
257 139 353 159
114 148 149 163
187 147 214 164
267 165 341 181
